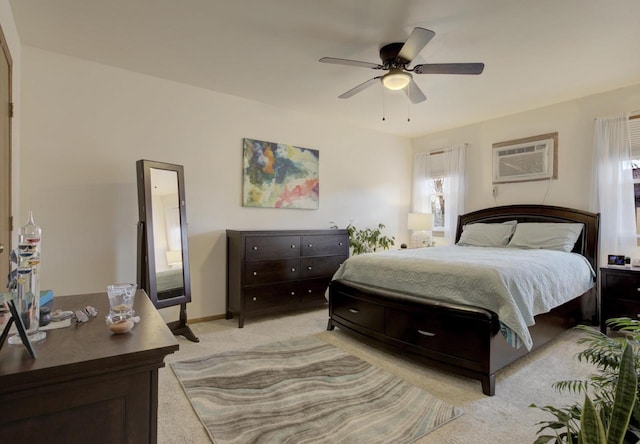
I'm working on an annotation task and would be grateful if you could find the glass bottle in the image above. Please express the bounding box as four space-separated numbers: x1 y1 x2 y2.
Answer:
8 212 46 344
21 210 42 250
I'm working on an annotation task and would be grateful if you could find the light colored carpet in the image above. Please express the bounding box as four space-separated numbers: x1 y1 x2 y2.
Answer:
158 308 595 443
171 335 462 444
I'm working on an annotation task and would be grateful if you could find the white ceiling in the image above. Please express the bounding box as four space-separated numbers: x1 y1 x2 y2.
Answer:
9 0 640 138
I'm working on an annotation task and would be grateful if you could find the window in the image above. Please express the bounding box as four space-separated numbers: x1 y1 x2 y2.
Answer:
426 152 447 231
413 144 466 241
429 177 446 229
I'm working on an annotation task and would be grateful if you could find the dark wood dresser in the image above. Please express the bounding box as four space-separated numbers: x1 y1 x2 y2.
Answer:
600 266 640 333
0 291 179 443
226 229 349 327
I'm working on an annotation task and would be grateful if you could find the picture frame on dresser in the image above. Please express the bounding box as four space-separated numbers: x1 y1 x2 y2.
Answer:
226 229 348 327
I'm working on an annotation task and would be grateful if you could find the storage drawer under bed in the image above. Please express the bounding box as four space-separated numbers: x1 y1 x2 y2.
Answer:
384 308 487 362
331 293 385 333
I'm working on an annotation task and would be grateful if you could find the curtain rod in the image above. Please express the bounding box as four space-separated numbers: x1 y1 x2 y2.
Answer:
594 111 640 121
428 143 468 156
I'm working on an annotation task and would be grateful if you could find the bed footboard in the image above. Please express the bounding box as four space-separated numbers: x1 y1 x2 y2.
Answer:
328 278 595 396
328 279 502 395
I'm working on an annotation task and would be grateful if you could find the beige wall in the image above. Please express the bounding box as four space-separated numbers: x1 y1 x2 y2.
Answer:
413 83 640 252
19 46 412 320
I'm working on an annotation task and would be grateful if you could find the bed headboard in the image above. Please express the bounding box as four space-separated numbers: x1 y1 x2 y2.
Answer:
455 204 600 271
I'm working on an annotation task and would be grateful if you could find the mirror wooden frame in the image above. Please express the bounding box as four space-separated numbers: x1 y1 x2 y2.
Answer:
136 159 198 342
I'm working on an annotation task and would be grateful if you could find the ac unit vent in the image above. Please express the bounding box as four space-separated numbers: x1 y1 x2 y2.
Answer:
492 133 557 184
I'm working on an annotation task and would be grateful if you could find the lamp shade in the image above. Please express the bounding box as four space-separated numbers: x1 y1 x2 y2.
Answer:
408 213 433 231
166 250 183 267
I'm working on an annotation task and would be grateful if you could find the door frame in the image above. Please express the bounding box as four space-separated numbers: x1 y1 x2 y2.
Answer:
0 22 13 284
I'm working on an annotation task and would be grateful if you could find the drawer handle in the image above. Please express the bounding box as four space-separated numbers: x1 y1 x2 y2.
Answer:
339 242 343 246
252 297 257 301
291 268 296 272
253 246 258 250
308 244 313 247
418 330 436 337
291 291 295 296
349 308 359 314
290 245 296 249
307 266 312 270
252 271 257 276
308 289 312 293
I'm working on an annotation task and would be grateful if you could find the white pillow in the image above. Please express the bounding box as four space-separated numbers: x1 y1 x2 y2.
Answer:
507 222 583 252
457 220 517 247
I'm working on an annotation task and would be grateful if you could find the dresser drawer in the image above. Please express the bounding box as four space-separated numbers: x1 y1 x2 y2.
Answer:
245 235 301 260
603 299 640 321
332 294 384 333
244 282 301 312
244 259 300 284
302 234 348 256
301 277 331 304
301 255 346 279
603 273 640 302
385 308 485 362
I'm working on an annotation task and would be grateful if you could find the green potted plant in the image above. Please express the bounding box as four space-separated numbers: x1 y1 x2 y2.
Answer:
531 318 640 444
330 222 395 255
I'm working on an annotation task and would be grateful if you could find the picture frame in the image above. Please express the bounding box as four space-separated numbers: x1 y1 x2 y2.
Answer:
0 299 37 358
242 138 319 209
492 132 558 184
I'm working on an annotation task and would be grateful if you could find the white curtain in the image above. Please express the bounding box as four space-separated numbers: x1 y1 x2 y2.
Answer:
412 152 432 212
442 144 466 240
590 114 635 264
413 143 466 242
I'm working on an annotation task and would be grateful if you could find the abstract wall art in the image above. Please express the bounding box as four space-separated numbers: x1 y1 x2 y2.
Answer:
242 138 319 209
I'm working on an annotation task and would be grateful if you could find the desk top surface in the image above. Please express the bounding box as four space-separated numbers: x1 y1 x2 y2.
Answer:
0 290 179 391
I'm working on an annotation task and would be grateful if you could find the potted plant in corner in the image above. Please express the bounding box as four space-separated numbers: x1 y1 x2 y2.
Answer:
530 318 640 444
330 222 395 255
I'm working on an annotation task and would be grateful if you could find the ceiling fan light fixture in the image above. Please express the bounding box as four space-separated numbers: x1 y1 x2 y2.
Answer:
382 70 411 90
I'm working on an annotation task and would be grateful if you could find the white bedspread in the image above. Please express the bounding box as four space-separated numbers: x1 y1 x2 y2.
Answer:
331 246 595 350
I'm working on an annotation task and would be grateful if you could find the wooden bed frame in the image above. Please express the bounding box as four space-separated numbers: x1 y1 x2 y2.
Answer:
327 204 599 395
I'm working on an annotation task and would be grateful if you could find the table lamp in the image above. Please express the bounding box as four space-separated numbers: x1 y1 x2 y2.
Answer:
408 213 433 248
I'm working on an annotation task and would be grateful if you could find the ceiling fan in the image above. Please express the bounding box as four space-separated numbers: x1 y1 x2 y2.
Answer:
319 27 484 104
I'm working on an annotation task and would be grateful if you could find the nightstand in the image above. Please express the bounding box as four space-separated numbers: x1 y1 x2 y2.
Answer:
600 266 640 333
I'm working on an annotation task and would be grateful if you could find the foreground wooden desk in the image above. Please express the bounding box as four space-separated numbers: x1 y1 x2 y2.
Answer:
0 290 179 443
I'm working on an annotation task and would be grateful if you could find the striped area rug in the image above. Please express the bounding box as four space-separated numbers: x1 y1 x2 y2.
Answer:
171 336 462 443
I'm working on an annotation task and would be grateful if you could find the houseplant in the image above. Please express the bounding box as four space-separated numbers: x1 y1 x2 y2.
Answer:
331 222 395 255
530 318 640 443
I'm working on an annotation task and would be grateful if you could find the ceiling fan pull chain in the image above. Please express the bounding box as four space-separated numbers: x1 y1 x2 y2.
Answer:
407 83 411 122
382 86 386 121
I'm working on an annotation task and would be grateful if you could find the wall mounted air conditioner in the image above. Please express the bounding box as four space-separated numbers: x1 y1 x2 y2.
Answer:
492 132 558 184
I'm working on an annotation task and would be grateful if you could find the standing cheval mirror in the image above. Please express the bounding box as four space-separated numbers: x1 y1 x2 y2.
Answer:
136 159 199 342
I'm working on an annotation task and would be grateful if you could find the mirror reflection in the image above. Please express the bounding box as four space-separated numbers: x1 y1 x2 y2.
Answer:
149 168 185 300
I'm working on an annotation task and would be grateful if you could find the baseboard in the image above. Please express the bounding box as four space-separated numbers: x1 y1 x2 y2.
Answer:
189 313 226 324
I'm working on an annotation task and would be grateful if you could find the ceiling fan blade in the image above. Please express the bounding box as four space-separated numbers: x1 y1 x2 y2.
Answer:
319 57 383 70
338 77 382 99
397 27 435 62
404 79 426 104
413 63 485 75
